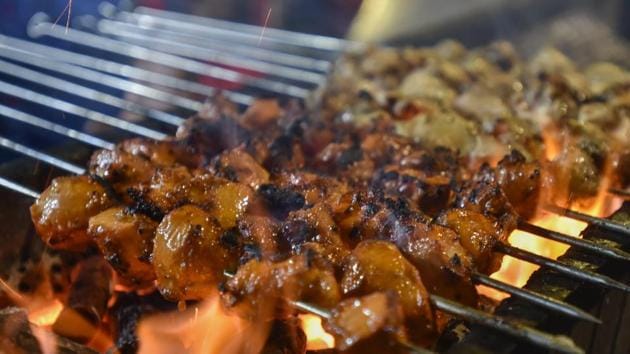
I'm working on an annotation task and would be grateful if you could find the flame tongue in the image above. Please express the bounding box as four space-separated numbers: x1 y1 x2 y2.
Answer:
137 295 270 354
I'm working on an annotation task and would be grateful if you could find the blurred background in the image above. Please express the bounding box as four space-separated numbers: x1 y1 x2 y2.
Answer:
0 0 628 162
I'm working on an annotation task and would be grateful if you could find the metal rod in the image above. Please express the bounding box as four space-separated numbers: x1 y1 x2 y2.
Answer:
472 272 601 324
0 81 167 140
0 137 85 175
518 220 630 262
545 204 630 237
28 14 310 98
129 4 357 52
429 295 584 354
0 105 114 150
0 177 40 199
0 34 251 106
0 57 183 127
221 270 581 354
496 243 630 292
94 10 331 72
95 18 327 85
608 188 630 198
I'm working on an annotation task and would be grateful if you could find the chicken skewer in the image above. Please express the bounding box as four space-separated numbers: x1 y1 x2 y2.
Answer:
0 173 594 354
7 95 624 352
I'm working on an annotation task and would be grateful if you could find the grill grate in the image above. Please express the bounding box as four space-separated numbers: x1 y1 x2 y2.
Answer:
0 4 629 354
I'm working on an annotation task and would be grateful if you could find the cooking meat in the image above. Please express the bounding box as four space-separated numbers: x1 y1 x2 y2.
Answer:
341 241 435 344
88 206 157 287
222 253 341 318
324 292 408 353
31 175 115 250
152 204 239 300
436 208 507 274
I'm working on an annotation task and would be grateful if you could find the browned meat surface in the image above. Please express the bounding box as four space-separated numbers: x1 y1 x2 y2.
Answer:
30 175 115 250
324 292 407 353
341 241 435 344
152 204 239 300
88 207 157 287
222 253 341 318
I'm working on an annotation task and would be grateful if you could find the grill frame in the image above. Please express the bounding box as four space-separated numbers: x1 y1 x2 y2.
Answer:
0 4 628 354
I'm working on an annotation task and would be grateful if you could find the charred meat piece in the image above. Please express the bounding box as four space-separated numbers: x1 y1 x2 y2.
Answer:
393 223 479 307
494 150 541 219
88 207 157 287
324 292 408 353
153 205 240 300
209 148 270 188
222 253 341 318
436 208 507 274
341 241 435 344
30 175 115 250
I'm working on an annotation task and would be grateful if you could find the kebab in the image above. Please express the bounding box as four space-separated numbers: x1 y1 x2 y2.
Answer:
28 97 624 352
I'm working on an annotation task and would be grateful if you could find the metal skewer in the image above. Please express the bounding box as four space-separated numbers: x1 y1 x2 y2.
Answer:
471 272 600 324
0 81 167 140
608 188 630 199
27 14 310 98
544 204 630 237
518 220 630 262
0 57 183 127
496 243 630 292
93 18 327 85
96 6 331 72
0 34 251 106
220 271 582 354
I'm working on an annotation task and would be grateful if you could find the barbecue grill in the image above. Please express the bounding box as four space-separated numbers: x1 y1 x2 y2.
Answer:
0 3 629 354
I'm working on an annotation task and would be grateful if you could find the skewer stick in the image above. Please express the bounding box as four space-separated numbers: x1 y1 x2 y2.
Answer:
518 220 630 262
608 188 630 199
472 272 600 324
545 204 630 237
496 243 630 292
222 271 583 354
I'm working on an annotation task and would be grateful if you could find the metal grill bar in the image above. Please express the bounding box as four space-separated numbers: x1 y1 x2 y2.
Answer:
0 81 167 140
28 15 310 98
0 57 183 126
0 35 250 106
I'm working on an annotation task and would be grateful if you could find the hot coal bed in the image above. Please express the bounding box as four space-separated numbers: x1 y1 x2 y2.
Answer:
0 143 629 354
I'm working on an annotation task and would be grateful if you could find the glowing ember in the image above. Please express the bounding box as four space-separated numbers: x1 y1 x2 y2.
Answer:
299 314 335 350
137 294 270 354
28 299 64 327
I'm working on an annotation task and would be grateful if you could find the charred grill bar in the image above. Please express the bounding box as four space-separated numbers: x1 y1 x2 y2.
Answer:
0 3 629 354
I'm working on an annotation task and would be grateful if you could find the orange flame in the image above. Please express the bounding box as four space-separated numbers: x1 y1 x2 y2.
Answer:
137 294 270 354
28 299 64 327
477 116 623 301
299 314 335 350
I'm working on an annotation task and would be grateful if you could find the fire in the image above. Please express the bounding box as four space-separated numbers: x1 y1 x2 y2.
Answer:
480 168 621 301
479 214 586 300
299 314 335 350
28 299 64 327
137 294 270 354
